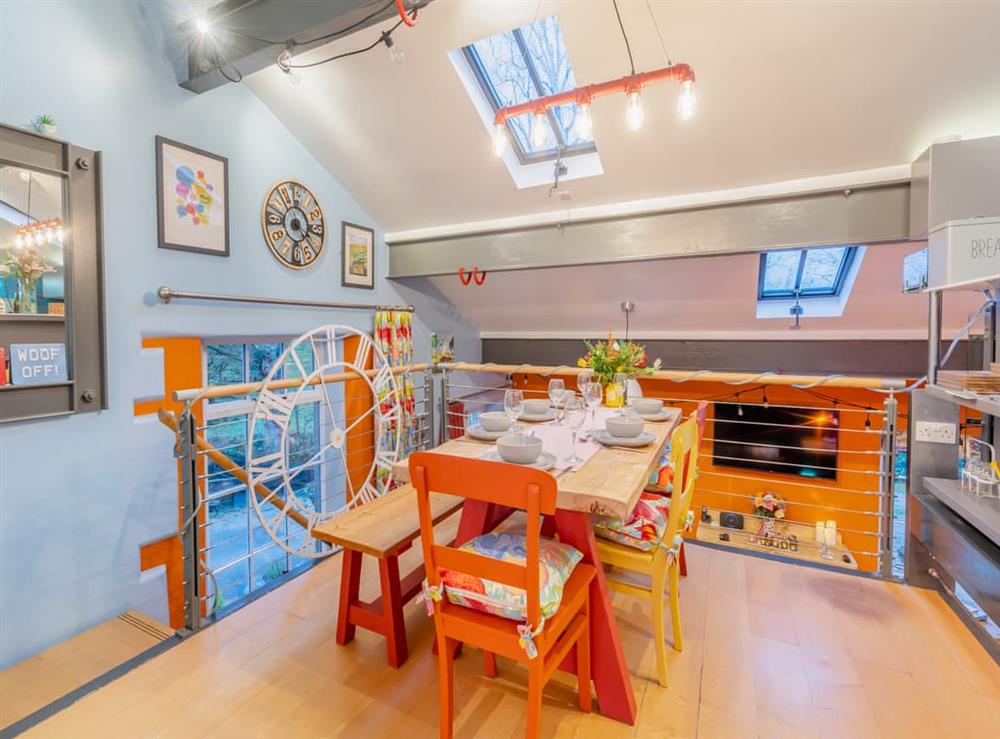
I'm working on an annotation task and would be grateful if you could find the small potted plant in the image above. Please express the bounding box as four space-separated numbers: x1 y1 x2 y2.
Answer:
752 492 786 539
577 331 661 406
32 115 58 137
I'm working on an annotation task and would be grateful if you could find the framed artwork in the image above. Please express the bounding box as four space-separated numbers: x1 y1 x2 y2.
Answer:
341 221 375 289
156 136 229 256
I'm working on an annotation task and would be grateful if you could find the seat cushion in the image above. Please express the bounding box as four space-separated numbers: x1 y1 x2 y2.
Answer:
593 492 671 551
648 442 675 492
438 531 582 622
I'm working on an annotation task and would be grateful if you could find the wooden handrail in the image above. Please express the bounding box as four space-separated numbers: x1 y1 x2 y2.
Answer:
157 409 312 530
172 363 430 403
443 362 909 391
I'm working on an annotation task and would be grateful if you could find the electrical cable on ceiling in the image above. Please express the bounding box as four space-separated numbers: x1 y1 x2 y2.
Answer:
234 0 397 46
644 0 673 66
288 16 406 68
612 0 636 75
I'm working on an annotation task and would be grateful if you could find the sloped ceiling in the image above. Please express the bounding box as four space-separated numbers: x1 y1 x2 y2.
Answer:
391 242 985 340
246 0 1000 233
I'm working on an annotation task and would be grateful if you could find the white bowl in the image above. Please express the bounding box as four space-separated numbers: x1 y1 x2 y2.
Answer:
480 411 513 432
632 398 664 415
605 415 644 438
522 398 550 415
496 434 544 464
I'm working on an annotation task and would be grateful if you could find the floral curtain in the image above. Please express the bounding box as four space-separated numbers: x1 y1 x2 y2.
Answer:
374 310 415 492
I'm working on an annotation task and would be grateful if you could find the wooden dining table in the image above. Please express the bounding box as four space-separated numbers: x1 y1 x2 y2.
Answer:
392 408 681 725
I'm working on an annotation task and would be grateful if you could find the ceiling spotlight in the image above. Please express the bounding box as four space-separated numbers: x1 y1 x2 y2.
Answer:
530 111 548 149
195 16 211 35
625 89 643 131
678 79 696 120
573 101 593 140
492 123 507 158
276 49 301 86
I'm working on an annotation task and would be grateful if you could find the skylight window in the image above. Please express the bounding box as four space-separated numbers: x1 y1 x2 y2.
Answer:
462 16 595 164
758 246 859 299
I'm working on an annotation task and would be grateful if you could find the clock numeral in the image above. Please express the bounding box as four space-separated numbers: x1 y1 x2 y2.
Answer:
255 388 295 424
279 185 293 208
267 213 282 225
269 228 285 244
303 245 315 261
249 450 285 481
309 223 324 236
308 207 322 221
354 334 374 370
292 245 304 265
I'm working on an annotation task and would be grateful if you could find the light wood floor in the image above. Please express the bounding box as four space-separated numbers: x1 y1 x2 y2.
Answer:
22 544 1000 739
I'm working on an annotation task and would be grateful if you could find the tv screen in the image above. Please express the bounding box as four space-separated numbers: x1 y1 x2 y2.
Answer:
712 403 839 480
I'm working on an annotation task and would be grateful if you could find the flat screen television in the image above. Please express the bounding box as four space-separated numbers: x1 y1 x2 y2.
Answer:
712 403 839 480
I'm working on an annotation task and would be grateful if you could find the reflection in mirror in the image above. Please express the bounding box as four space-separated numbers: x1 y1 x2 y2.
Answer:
0 166 66 315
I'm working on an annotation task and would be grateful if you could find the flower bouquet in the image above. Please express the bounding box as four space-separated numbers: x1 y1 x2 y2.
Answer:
752 491 786 538
2 246 54 314
577 332 661 406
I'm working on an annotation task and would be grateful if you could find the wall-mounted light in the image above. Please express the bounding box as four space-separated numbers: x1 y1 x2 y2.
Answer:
276 48 301 85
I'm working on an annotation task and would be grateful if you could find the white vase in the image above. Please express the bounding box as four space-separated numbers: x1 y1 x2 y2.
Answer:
626 379 643 400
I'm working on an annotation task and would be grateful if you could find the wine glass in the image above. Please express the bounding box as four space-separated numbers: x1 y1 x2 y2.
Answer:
577 369 594 394
583 381 603 436
564 396 586 466
548 379 566 426
503 389 524 435
612 372 628 413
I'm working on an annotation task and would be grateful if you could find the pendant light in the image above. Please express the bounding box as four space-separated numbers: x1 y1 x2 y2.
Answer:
625 89 644 131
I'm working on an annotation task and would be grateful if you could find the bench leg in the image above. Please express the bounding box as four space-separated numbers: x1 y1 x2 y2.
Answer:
378 555 409 668
336 548 363 646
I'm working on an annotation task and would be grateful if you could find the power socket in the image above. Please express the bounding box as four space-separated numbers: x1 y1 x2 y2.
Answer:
915 421 957 444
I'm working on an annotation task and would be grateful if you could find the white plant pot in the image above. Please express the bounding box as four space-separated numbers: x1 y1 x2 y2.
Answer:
39 124 58 138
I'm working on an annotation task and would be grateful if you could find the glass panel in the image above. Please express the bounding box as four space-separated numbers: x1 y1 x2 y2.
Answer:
253 544 289 590
761 250 802 294
284 342 315 382
799 246 848 293
0 166 66 315
290 465 320 513
288 403 321 469
212 558 249 611
249 342 283 384
205 416 247 495
520 17 589 147
206 343 245 404
206 490 249 569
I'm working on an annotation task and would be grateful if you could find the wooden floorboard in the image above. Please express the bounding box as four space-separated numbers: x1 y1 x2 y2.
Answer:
19 544 1000 739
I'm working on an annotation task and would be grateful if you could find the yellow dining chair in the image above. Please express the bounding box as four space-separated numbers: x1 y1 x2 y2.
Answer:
593 415 700 687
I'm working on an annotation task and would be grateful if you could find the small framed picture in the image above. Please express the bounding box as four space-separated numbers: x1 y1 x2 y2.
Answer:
156 136 229 257
341 221 375 289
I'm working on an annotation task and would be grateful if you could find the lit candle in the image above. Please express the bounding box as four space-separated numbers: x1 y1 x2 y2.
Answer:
815 521 825 543
825 520 837 547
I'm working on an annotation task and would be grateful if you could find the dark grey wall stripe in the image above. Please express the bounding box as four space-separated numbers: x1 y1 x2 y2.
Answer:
482 338 980 377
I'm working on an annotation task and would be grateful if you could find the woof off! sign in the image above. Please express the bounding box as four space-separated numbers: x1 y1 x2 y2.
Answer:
10 343 68 385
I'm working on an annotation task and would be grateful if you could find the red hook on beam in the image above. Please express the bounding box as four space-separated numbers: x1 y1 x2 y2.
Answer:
395 0 418 27
458 267 487 286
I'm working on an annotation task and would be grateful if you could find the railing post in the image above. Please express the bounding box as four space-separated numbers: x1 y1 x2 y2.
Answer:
879 394 899 580
439 366 450 445
176 402 202 632
423 367 435 451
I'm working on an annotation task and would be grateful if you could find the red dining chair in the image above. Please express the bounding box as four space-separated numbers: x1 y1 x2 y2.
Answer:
410 453 595 739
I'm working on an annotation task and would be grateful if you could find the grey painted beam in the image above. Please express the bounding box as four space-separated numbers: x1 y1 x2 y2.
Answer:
388 183 910 278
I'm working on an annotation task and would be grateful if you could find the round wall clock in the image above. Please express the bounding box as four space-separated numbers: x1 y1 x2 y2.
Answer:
246 325 402 559
261 179 325 269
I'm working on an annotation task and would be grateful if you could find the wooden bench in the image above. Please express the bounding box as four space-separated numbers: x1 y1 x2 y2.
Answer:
313 483 463 668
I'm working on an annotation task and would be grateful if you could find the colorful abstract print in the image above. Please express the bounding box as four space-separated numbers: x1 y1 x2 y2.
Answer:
439 532 582 621
593 492 672 552
174 166 216 226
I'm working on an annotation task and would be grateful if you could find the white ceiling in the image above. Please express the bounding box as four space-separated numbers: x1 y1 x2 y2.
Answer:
246 0 1000 234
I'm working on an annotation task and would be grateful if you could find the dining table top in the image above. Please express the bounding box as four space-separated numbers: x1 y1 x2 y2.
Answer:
392 407 681 520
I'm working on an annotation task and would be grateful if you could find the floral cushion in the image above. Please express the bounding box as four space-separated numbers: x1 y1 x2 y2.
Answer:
438 531 582 621
593 492 672 551
648 442 675 492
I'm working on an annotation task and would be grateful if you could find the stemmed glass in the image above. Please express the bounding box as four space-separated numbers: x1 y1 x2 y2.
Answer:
548 378 566 426
503 389 524 436
577 369 594 395
564 396 586 466
583 381 603 436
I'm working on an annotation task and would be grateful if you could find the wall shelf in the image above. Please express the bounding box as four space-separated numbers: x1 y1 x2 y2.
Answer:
924 477 1000 548
924 383 1000 416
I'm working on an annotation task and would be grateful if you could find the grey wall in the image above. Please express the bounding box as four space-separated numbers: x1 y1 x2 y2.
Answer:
482 338 981 376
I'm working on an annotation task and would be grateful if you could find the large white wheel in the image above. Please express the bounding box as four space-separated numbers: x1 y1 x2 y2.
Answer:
246 325 402 559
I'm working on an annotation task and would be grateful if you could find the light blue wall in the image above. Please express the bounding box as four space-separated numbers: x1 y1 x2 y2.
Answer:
0 0 478 668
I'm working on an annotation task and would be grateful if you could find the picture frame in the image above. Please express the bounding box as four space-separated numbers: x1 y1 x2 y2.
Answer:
341 221 375 289
156 135 229 257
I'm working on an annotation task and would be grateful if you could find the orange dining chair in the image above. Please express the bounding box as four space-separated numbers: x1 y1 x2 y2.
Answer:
410 452 595 739
593 415 700 687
